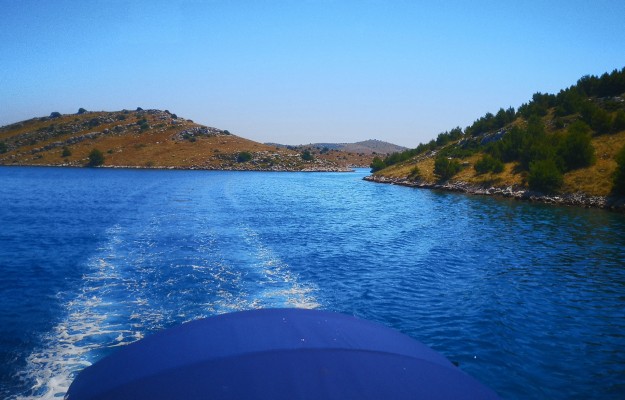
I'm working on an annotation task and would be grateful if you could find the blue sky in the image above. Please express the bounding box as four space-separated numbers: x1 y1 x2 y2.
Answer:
1 1 624 147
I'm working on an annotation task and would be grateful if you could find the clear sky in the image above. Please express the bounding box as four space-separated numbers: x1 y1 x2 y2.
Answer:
1 0 624 148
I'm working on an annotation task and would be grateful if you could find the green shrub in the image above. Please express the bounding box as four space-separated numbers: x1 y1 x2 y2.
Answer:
408 165 421 180
591 108 612 135
370 156 386 172
474 154 504 174
78 108 87 114
613 145 625 195
49 111 61 118
139 122 149 131
87 148 105 167
0 141 7 154
612 110 625 133
558 121 595 171
434 156 461 181
237 152 252 163
301 150 314 161
528 159 563 193
61 147 72 157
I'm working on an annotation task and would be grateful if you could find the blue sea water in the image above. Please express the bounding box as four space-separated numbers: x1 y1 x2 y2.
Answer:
1 166 625 399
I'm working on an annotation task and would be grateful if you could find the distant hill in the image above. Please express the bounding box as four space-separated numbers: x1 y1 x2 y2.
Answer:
318 139 407 154
0 109 363 171
268 139 406 155
366 67 625 210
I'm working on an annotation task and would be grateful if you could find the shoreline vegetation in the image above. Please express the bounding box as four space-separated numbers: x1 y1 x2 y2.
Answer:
366 67 625 212
363 174 625 212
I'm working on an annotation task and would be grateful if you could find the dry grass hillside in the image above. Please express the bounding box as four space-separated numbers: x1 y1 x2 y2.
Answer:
0 109 370 171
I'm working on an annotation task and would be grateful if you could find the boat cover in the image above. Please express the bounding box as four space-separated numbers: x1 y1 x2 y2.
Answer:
65 308 499 399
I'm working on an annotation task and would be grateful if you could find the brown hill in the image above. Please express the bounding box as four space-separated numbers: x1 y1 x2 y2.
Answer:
0 109 359 171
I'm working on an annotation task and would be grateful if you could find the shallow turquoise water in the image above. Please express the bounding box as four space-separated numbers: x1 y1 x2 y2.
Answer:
1 166 624 399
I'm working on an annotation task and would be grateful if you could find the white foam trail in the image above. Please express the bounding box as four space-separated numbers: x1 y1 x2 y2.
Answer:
241 227 321 310
12 226 151 400
13 221 320 399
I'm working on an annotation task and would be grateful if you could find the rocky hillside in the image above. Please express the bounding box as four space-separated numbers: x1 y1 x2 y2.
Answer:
366 67 625 211
0 109 356 171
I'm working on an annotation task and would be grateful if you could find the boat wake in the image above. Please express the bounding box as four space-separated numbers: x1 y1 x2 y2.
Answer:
12 220 319 399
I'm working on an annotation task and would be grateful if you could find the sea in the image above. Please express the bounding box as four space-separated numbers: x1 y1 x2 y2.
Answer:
1 166 624 399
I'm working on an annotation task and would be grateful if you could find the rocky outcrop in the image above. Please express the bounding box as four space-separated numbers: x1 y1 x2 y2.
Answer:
363 175 625 212
172 126 229 141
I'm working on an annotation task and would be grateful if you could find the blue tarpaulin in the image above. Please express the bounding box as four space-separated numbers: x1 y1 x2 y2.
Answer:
66 308 499 399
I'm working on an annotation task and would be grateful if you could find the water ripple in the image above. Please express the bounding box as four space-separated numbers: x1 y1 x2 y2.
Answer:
1 168 625 399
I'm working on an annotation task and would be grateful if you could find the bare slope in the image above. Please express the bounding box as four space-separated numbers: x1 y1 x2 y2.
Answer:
0 109 350 171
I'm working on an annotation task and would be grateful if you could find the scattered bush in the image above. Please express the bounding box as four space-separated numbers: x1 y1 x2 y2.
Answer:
528 159 563 193
139 122 149 131
408 165 422 180
370 156 386 172
558 121 595 171
301 150 314 161
0 141 7 154
87 148 105 167
612 110 625 133
61 147 72 157
237 152 252 163
474 154 504 174
591 108 612 135
613 145 625 195
434 156 461 181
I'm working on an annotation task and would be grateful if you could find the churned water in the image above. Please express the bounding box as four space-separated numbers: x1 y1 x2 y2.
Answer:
1 166 624 399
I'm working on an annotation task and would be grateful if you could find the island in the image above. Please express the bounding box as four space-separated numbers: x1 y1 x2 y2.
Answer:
0 108 396 172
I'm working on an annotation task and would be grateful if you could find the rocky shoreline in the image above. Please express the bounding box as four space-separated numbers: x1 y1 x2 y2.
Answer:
0 163 352 173
364 175 625 212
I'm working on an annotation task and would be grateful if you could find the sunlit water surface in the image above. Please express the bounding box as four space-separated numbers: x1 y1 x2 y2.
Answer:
1 167 624 399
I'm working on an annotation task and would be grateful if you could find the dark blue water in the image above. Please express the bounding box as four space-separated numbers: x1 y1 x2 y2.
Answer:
1 166 625 399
